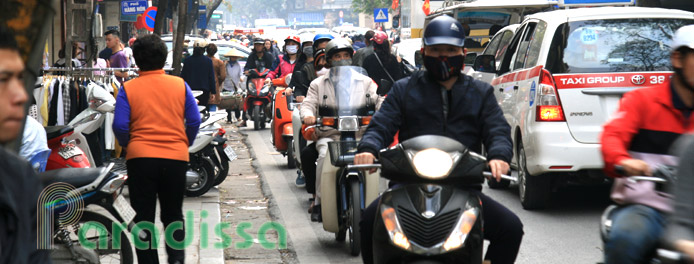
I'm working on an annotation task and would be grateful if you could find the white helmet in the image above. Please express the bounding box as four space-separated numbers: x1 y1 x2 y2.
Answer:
299 32 315 45
671 25 694 52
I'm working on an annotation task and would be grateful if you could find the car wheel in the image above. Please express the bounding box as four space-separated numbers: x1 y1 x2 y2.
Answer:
517 142 550 210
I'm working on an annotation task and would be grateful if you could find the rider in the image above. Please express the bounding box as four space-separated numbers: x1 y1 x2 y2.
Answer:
353 16 523 264
290 33 334 102
240 38 275 127
602 24 694 264
300 38 381 222
265 35 302 82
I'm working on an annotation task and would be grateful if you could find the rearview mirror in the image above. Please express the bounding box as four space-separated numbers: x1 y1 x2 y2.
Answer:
473 55 496 74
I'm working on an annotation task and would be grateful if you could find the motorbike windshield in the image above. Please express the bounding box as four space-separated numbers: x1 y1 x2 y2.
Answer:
329 66 372 116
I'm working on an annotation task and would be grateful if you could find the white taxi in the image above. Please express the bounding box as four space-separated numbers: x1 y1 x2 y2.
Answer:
471 6 694 209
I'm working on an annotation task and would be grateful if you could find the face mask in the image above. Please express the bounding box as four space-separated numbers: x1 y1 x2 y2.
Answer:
286 45 298 54
317 67 329 76
303 46 314 57
423 55 465 81
332 59 352 67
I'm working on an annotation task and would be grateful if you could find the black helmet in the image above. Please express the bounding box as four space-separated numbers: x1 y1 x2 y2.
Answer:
253 38 265 45
325 38 354 59
423 15 465 47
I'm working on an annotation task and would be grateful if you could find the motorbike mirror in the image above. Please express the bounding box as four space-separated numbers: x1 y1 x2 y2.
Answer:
473 55 496 74
378 79 393 96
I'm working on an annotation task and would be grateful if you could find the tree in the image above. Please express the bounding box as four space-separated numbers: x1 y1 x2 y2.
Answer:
351 0 392 15
153 0 169 35
173 0 187 75
200 0 224 29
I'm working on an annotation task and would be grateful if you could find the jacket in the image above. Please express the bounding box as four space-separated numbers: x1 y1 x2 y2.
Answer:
0 148 51 263
292 62 316 97
300 68 382 139
601 81 694 213
352 45 374 67
362 53 405 87
357 70 513 163
209 56 227 104
181 54 216 94
244 51 275 73
267 54 298 80
664 134 694 246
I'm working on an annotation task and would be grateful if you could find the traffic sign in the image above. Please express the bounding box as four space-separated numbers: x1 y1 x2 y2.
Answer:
143 6 157 31
121 0 147 16
374 8 388 23
198 5 207 29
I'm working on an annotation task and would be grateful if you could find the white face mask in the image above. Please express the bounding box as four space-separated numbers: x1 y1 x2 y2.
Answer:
316 68 329 76
285 45 299 54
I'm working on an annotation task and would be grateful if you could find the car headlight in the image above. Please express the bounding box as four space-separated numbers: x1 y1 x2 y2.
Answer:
381 205 411 250
442 207 478 252
412 148 453 179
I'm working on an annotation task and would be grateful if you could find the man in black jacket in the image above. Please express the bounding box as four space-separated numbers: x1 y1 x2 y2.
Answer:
181 39 216 107
354 16 523 264
240 38 275 127
0 25 51 263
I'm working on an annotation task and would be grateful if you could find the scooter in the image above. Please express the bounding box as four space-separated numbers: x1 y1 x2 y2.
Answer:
315 66 380 256
40 163 136 263
45 82 116 170
270 74 297 168
291 101 306 181
185 106 228 197
600 165 691 264
244 69 273 130
359 135 505 263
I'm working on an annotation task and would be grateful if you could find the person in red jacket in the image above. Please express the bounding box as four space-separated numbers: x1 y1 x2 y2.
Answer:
265 35 302 82
600 25 694 264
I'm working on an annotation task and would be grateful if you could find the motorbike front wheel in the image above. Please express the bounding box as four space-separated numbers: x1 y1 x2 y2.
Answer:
348 177 361 256
52 210 134 264
253 105 261 130
186 157 216 197
211 145 230 186
287 138 296 169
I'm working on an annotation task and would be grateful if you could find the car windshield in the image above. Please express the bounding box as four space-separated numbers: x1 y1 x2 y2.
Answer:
551 18 694 73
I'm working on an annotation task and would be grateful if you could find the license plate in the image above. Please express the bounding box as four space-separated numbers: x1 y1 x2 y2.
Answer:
224 145 237 162
114 195 136 224
58 145 83 159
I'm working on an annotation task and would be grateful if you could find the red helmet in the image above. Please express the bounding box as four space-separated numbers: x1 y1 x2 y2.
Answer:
285 35 301 45
371 31 389 45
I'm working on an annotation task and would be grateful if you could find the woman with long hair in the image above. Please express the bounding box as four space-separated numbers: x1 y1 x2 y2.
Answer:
362 31 405 93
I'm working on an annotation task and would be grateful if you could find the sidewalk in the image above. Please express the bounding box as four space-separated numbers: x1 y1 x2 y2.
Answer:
218 122 294 263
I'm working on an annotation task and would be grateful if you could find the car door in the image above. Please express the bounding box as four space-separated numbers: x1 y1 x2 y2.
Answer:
493 22 534 124
510 20 548 133
471 27 516 86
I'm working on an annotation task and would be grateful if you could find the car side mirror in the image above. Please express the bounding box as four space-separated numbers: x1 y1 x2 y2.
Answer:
378 79 393 96
473 55 496 74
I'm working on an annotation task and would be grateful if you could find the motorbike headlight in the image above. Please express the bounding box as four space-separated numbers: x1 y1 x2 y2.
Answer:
412 148 453 179
442 207 478 252
381 205 411 250
261 85 270 93
338 116 359 131
100 174 128 194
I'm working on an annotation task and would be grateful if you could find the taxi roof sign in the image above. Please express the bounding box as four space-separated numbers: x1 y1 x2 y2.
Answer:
558 0 634 7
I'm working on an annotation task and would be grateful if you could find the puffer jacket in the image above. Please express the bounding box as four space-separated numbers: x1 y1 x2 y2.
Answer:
300 68 383 139
267 54 298 80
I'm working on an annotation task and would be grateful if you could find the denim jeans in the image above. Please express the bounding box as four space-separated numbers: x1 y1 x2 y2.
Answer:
604 204 666 264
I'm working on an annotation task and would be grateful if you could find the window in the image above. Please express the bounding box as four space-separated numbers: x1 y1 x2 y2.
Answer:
498 24 526 75
512 22 537 71
524 21 547 68
482 31 505 56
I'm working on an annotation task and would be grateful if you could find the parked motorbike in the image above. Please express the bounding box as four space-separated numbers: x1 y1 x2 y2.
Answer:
185 107 228 197
206 125 237 186
45 83 116 170
245 69 273 130
600 165 691 264
358 135 511 263
270 74 297 168
41 163 136 263
314 66 380 256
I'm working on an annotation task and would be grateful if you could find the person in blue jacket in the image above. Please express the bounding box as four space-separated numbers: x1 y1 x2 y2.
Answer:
353 16 523 264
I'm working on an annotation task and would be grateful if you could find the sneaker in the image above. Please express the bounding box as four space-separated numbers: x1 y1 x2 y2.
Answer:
295 172 306 188
311 205 322 222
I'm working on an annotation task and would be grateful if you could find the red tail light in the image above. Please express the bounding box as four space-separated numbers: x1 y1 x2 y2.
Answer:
218 128 226 136
535 69 565 122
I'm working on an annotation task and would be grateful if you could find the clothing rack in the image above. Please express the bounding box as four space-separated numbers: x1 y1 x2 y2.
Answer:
41 67 175 77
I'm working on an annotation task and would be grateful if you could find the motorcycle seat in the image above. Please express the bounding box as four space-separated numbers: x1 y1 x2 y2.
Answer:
45 126 74 140
39 167 102 189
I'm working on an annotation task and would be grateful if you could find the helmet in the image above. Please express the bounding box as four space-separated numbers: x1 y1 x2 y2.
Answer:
313 33 334 43
423 15 465 47
371 31 388 45
671 25 694 52
325 38 354 59
285 35 301 45
193 39 209 48
253 38 265 45
299 32 315 44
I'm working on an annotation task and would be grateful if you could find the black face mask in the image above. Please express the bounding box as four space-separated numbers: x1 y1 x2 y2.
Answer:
423 55 465 81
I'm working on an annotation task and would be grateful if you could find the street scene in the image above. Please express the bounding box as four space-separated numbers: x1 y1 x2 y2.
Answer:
2 0 694 263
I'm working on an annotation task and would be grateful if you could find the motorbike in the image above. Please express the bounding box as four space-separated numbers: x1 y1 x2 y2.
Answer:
291 100 306 182
356 135 512 263
270 74 297 168
600 165 691 264
41 163 136 263
45 82 116 170
206 124 236 186
314 66 380 256
245 69 273 130
185 106 228 197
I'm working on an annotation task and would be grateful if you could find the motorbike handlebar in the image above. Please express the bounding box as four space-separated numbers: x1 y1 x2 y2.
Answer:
347 164 382 170
657 248 692 264
483 172 516 182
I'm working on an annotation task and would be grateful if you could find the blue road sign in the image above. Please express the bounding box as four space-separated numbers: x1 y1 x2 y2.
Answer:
121 0 147 16
198 5 207 29
374 8 388 23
